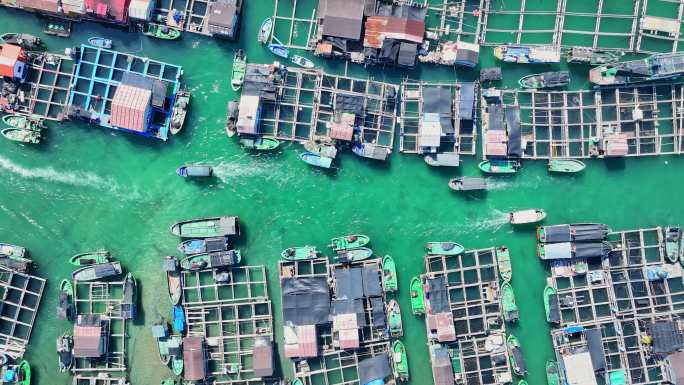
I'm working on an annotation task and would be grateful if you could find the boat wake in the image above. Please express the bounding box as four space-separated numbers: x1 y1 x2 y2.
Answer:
469 209 510 232
212 155 286 184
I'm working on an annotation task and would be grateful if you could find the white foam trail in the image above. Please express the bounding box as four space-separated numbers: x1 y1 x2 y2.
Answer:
19 213 45 232
467 209 510 232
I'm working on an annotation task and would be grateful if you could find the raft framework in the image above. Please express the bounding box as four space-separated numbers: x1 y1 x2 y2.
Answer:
0 268 45 360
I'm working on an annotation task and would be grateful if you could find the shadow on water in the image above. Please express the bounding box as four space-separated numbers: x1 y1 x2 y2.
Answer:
133 280 145 326
604 157 625 171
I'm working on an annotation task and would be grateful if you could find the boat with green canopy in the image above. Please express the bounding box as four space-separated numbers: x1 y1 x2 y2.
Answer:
170 216 240 238
15 360 30 385
387 299 403 337
1 128 41 144
496 246 512 282
546 360 560 385
426 242 464 256
507 334 527 376
478 159 519 174
329 235 370 251
231 49 246 92
501 281 519 322
69 250 111 266
544 285 558 323
291 379 303 385
382 255 398 292
144 23 181 40
665 227 682 264
281 246 319 261
239 136 280 150
548 159 586 173
180 250 241 270
60 279 73 297
410 276 425 316
335 247 372 263
391 340 409 381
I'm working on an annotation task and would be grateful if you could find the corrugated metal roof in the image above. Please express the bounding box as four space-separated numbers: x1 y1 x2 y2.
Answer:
320 0 365 40
84 0 129 22
0 45 22 78
435 312 456 342
339 328 359 349
111 84 152 132
183 336 206 381
208 0 238 29
297 325 318 358
252 336 273 377
605 134 629 156
364 16 425 49
563 351 598 385
73 316 104 358
128 0 151 20
329 121 354 141
419 113 441 148
237 95 260 134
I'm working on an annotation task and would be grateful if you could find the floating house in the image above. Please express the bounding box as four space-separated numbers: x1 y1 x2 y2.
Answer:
15 0 85 18
127 0 153 22
363 12 426 68
418 87 455 153
110 72 168 134
84 0 130 23
183 336 206 381
0 44 27 82
73 314 107 358
207 0 242 39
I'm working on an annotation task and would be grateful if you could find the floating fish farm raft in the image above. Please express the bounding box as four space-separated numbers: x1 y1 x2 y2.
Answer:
542 225 684 384
0 268 45 360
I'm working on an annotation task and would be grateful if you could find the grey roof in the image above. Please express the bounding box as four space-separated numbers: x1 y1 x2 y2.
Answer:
541 224 609 243
362 265 382 297
458 82 476 121
397 42 417 68
331 298 367 326
423 86 454 134
319 0 365 40
282 277 330 325
427 276 449 313
650 321 683 355
208 0 239 29
121 72 167 108
333 268 364 299
586 328 607 372
370 297 386 327
488 104 504 131
358 353 391 384
506 105 521 157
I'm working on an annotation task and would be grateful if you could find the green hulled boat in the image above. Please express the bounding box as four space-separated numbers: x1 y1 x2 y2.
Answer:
449 347 462 379
291 379 304 385
425 242 464 256
544 285 557 323
382 255 398 292
1 128 41 144
69 250 111 266
172 354 183 376
60 279 73 297
335 247 373 263
665 227 682 264
281 246 319 261
231 49 247 92
17 360 30 385
478 160 519 174
391 340 409 381
170 216 240 238
496 246 512 282
329 234 370 251
507 334 527 376
161 379 176 385
501 281 519 322
239 137 280 150
546 360 560 385
548 159 586 173
518 381 528 385
180 250 241 270
387 299 403 337
410 276 425 316
144 23 181 40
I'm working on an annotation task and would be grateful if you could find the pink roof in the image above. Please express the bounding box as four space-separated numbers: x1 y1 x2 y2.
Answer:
84 0 130 22
16 0 58 12
486 142 507 156
297 325 318 358
110 84 151 132
605 134 629 156
0 45 23 78
329 121 354 141
364 16 425 48
486 131 507 142
435 312 456 342
338 328 359 349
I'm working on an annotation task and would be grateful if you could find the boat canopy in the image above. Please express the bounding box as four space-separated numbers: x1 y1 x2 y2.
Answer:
426 276 449 313
370 297 386 327
648 321 683 355
358 353 391 385
512 346 527 373
424 87 454 134
505 105 522 157
458 82 476 121
457 177 487 191
541 223 609 243
183 165 213 177
282 277 330 325
586 329 607 372
562 351 598 385
541 242 611 260
431 153 461 166
548 294 561 323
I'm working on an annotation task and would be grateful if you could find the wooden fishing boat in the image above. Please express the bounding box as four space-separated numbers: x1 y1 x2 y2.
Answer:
543 285 557 323
493 45 561 64
69 250 111 266
590 52 684 86
170 216 240 238
391 340 409 381
267 43 289 58
501 281 519 322
231 50 247 92
178 237 229 255
176 165 214 178
144 23 182 40
381 255 398 292
548 158 586 173
335 247 373 263
329 235 370 251
0 33 44 50
546 360 560 385
225 101 238 137
426 242 464 256
258 18 272 43
88 37 112 49
57 278 74 320
121 273 137 320
519 71 570 89
424 153 461 167
304 140 337 158
478 160 519 174
239 136 280 150
1 128 41 144
496 246 512 282
172 354 183 376
164 256 182 305
0 253 31 273
410 276 425 316
665 227 682 264
352 143 390 161
151 319 171 365
509 209 546 225
170 90 191 135
56 333 73 373
180 250 242 270
72 261 122 281
0 243 26 258
172 305 185 333
17 360 30 385
507 334 527 376
518 381 528 385
291 55 315 69
281 246 319 261
387 299 403 337
567 47 621 65
299 151 333 168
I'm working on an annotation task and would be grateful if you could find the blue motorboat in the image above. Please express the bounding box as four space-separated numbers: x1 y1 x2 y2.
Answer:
178 237 230 255
268 43 289 59
299 151 332 168
172 305 185 333
88 37 112 49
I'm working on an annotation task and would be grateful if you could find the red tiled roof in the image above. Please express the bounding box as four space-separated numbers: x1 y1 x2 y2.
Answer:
436 312 456 342
110 84 151 132
364 16 425 49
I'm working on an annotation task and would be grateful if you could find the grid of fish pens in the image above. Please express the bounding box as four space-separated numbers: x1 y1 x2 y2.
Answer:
0 268 45 360
259 68 397 149
399 80 478 155
493 84 684 159
477 0 641 50
72 280 127 373
181 266 274 384
270 0 319 50
151 0 215 35
458 335 513 385
636 0 684 53
71 375 128 385
421 0 483 43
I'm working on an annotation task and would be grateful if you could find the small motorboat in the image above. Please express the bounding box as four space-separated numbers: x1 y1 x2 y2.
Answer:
170 90 191 135
258 18 273 43
493 45 561 64
386 299 403 337
170 216 240 238
548 159 586 173
409 276 425 315
231 49 247 92
151 318 171 365
424 153 461 167
291 55 315 69
425 242 464 256
501 281 519 322
299 151 333 168
2 114 44 130
144 23 182 40
56 333 73 373
163 256 182 305
335 247 373 263
225 101 239 137
281 246 319 261
329 235 370 251
176 165 214 178
546 360 560 385
352 143 390 161
88 37 112 49
519 71 570 89
268 43 289 59
478 159 519 174
69 250 111 266
120 273 137 320
448 177 487 191
497 246 512 282
507 334 527 376
0 254 31 273
304 139 337 158
665 227 683 264
566 47 621 65
509 209 546 225
0 243 27 258
381 255 398 292
178 237 229 255
391 340 409 381
1 128 41 144
239 136 280 151
72 261 122 281
180 250 242 270
0 33 44 50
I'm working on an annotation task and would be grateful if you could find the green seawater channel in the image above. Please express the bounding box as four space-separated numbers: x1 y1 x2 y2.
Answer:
0 1 683 384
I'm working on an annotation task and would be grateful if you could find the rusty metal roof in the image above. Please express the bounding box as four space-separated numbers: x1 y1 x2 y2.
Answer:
364 16 425 49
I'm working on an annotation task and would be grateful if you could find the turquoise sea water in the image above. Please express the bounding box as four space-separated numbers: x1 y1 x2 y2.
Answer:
1 1 684 384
